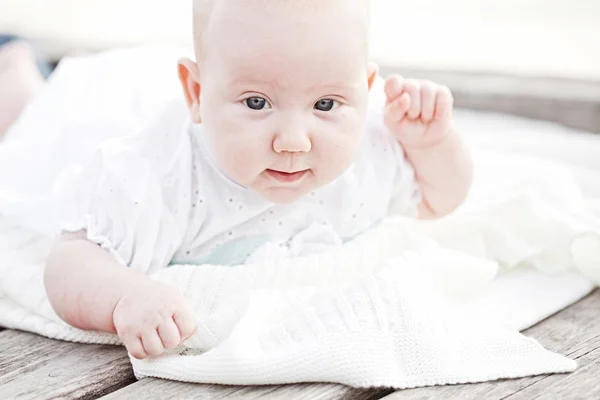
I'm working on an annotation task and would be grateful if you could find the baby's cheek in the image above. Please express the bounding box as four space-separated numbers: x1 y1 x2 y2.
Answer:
215 133 271 185
312 126 361 183
217 140 253 180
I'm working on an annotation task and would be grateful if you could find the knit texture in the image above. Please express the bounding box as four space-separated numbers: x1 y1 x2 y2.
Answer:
1 168 599 388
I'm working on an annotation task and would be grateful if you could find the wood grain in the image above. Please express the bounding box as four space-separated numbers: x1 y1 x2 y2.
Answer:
379 66 600 134
102 291 600 399
382 290 600 399
1 291 597 399
0 330 135 399
100 378 394 400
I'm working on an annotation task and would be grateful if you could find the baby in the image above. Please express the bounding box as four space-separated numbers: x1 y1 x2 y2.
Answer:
44 0 473 360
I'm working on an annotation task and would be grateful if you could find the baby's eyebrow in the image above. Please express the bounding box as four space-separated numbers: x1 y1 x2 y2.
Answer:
310 82 359 93
228 76 276 89
227 75 360 94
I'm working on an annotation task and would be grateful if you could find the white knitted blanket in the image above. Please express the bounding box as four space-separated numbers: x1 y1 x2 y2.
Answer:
1 48 600 389
1 154 599 388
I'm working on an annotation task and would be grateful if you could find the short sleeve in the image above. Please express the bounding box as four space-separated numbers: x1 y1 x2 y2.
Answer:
54 101 193 273
366 77 422 217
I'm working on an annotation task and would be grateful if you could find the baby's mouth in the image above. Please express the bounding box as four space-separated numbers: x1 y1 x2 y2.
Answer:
266 169 309 183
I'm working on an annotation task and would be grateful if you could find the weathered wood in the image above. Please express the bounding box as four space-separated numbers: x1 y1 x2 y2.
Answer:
0 294 595 400
101 291 600 399
379 66 600 134
0 330 135 399
100 378 393 400
501 290 600 400
382 290 600 399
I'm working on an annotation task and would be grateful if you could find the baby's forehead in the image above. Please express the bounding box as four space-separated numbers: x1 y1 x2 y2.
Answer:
194 0 369 16
193 0 370 56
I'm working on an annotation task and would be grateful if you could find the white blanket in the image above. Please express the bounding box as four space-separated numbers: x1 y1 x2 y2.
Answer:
0 47 599 389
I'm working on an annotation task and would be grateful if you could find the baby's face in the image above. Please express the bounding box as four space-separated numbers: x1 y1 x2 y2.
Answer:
196 1 375 203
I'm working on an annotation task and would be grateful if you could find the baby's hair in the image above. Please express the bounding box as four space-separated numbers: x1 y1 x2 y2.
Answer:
192 0 370 60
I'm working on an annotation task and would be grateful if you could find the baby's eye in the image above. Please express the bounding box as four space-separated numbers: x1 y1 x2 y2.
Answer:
314 99 340 112
244 97 271 111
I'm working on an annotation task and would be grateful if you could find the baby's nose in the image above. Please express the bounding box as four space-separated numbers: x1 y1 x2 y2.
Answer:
273 126 312 153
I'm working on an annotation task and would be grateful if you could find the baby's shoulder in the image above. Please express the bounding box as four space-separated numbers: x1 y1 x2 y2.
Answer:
90 98 196 186
126 98 193 163
84 98 197 210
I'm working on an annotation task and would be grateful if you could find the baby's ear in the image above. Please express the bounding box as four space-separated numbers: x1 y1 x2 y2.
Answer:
178 58 202 123
367 61 379 91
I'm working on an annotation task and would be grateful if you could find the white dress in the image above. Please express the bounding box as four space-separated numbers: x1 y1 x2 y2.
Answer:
0 47 420 273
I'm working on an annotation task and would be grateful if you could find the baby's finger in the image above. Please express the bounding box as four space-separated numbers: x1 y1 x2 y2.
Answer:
384 75 404 102
174 308 198 341
142 330 165 358
404 79 421 119
125 335 148 360
434 85 454 120
384 93 411 127
420 81 437 123
385 92 411 118
158 318 182 350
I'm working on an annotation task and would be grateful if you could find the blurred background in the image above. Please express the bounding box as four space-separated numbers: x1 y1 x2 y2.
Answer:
1 0 599 132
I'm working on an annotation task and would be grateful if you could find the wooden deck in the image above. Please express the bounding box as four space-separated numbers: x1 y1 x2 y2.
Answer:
1 290 597 399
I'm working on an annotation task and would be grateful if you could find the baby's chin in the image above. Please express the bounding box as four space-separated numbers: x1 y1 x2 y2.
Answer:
254 186 312 205
249 169 328 204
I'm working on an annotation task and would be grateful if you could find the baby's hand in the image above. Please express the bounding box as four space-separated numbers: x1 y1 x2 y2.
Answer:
112 281 197 359
383 75 454 148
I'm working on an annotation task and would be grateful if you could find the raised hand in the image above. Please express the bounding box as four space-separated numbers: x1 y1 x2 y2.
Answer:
383 75 454 148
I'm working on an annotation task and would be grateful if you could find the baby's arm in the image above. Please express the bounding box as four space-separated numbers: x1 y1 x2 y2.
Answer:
45 231 197 359
383 76 473 218
401 126 472 219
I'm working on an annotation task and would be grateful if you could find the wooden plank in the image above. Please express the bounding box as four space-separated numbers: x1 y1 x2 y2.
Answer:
100 291 600 399
100 378 393 400
0 330 135 399
382 289 600 399
499 290 600 400
0 293 593 400
379 66 600 134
